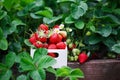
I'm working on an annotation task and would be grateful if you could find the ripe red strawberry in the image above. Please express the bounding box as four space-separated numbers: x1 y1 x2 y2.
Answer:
78 52 88 64
53 25 59 29
38 37 47 43
56 42 66 49
38 24 48 31
48 44 57 49
49 33 62 44
43 43 48 49
29 36 36 44
48 53 57 58
34 32 39 40
29 33 39 44
33 41 43 48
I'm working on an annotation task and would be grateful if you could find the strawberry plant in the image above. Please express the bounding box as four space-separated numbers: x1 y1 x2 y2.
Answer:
0 48 84 80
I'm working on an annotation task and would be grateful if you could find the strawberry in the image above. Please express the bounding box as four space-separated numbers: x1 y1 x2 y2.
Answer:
38 37 47 43
48 44 57 49
78 52 88 64
33 32 39 40
33 41 43 48
29 35 37 44
66 39 71 44
43 43 48 49
56 42 66 49
48 53 57 58
53 25 59 29
29 32 39 44
58 34 63 42
72 48 80 55
59 31 67 40
68 43 76 50
49 33 62 44
86 31 91 36
38 24 48 31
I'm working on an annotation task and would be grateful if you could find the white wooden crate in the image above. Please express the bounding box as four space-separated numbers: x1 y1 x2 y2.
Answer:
30 47 67 68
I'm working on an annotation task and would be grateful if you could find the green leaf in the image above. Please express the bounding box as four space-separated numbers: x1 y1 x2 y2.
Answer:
57 0 76 3
71 4 84 19
15 52 30 63
21 0 34 5
79 1 88 13
33 48 48 63
9 19 25 34
103 37 116 50
88 35 101 45
30 70 43 80
56 66 71 77
113 8 120 15
70 68 84 78
24 39 34 48
9 42 22 52
30 13 42 19
69 77 77 80
17 0 44 16
96 26 112 37
17 75 27 80
38 55 56 69
107 14 120 24
5 52 16 68
0 70 12 80
46 67 56 75
0 63 7 71
0 28 3 39
0 10 7 20
3 0 16 11
35 9 53 18
96 14 120 25
112 43 120 54
87 21 96 32
20 53 35 71
20 58 35 72
43 15 63 24
75 20 84 29
0 38 8 50
65 15 75 24
34 48 48 58
38 69 46 80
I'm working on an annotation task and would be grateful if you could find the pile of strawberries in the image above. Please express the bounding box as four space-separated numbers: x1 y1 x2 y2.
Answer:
29 24 67 50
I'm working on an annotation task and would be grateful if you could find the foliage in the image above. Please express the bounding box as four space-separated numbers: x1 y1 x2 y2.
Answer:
0 0 120 56
0 48 84 80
